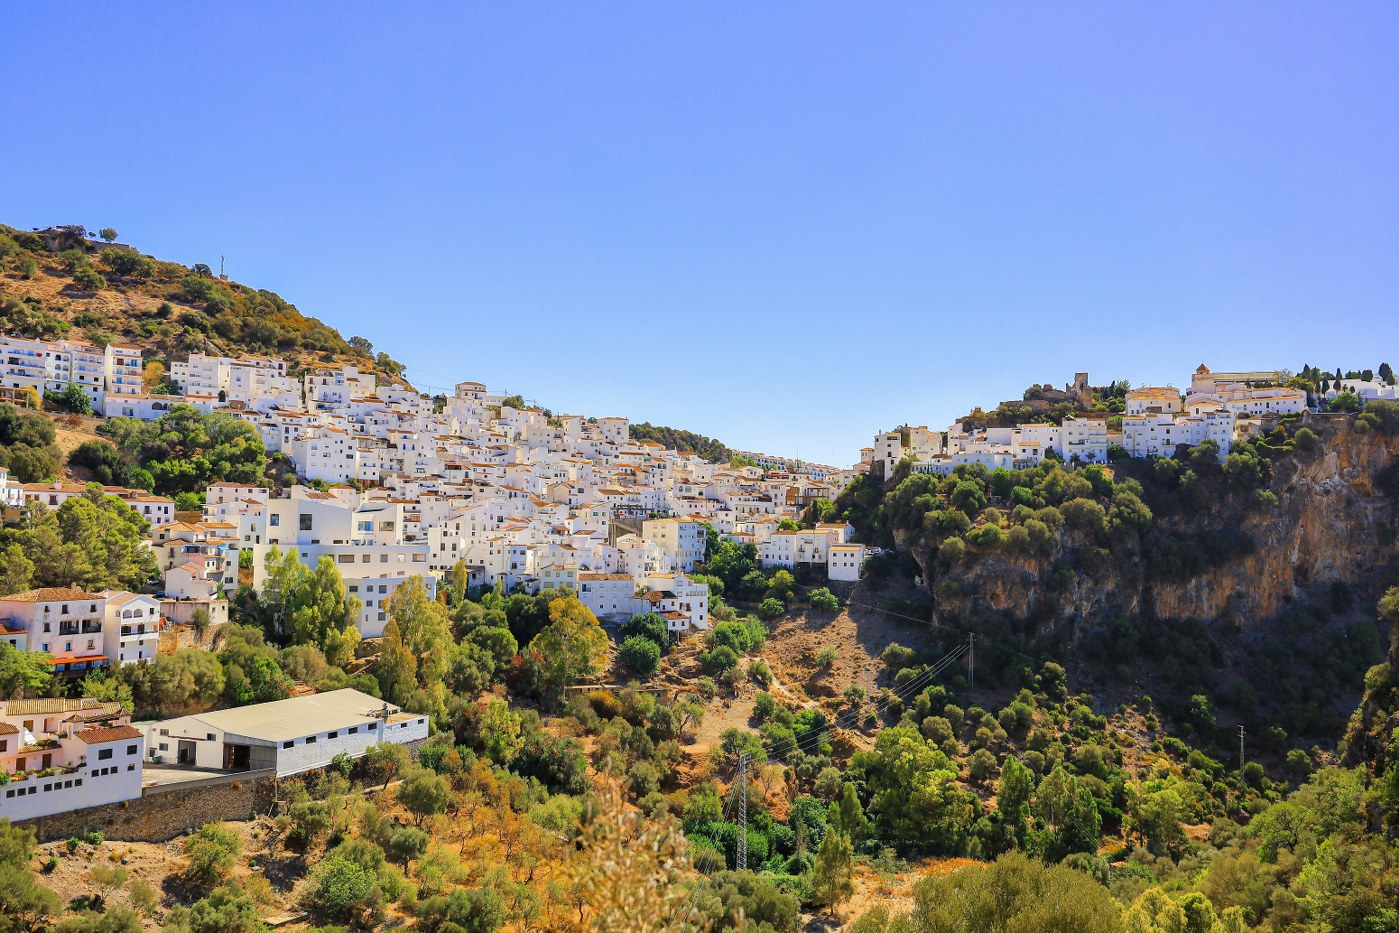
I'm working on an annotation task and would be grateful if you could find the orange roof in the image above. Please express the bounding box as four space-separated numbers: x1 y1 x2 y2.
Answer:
76 724 142 744
0 587 101 603
47 655 109 666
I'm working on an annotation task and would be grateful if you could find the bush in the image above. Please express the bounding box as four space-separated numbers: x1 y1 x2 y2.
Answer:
701 645 740 675
881 643 916 670
749 658 772 687
306 854 382 923
47 383 94 416
182 823 242 889
416 886 505 933
815 646 838 668
808 587 840 611
619 635 661 675
757 597 785 619
72 267 107 291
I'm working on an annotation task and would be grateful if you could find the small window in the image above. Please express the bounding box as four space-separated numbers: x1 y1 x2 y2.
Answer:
328 731 338 739
206 733 215 741
348 726 358 735
126 744 137 755
307 735 317 744
98 748 113 761
299 513 313 531
283 740 293 749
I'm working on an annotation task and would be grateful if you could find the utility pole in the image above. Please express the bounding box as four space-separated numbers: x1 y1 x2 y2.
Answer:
1238 725 1246 773
968 632 975 690
736 753 749 871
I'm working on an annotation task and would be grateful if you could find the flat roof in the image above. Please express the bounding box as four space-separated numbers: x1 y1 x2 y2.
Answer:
178 688 407 744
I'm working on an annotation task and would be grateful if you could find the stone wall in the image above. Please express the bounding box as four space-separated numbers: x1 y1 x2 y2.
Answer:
17 770 276 843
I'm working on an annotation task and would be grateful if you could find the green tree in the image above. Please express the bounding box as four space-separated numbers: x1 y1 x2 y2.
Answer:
892 851 1122 932
525 595 608 699
164 883 262 933
0 642 51 699
130 649 225 717
305 855 382 925
619 611 668 651
98 228 118 242
811 830 855 916
364 742 410 790
0 819 60 931
619 634 661 674
415 886 505 933
396 767 452 825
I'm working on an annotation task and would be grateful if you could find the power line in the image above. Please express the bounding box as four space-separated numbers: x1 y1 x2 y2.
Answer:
674 638 972 928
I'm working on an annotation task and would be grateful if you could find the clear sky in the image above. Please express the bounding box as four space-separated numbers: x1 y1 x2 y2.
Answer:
4 4 1397 464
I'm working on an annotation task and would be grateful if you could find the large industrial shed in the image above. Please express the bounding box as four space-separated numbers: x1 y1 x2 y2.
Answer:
141 688 428 777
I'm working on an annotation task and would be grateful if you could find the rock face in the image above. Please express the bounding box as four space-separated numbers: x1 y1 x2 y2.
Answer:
916 417 1399 634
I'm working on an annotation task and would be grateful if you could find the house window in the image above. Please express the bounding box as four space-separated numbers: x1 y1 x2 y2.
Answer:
299 514 313 531
307 735 317 743
98 749 113 760
127 745 137 755
270 514 280 527
283 741 293 749
348 726 358 735
328 731 338 739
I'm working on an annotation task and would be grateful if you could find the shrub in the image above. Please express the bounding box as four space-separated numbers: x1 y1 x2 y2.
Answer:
701 645 740 675
749 658 773 687
416 886 505 933
183 823 242 889
72 267 107 291
881 643 916 670
753 692 777 721
306 854 383 923
808 587 840 612
968 748 998 783
815 646 838 668
758 597 785 619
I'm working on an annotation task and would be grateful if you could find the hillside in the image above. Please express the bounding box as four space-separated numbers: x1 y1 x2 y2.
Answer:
629 421 733 463
0 223 404 378
834 409 1399 750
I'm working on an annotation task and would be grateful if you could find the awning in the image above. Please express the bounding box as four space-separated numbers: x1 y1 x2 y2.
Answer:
47 655 110 666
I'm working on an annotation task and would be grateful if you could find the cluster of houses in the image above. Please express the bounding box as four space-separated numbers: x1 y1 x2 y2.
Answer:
862 366 1311 476
0 333 143 411
0 337 884 823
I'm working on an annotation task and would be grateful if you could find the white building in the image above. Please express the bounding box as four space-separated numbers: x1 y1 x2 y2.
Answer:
0 698 144 822
141 689 427 776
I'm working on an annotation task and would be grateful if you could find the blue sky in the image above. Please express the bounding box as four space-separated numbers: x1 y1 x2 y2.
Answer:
4 4 1397 464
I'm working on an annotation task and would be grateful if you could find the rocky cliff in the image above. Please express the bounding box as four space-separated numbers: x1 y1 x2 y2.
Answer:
918 415 1399 634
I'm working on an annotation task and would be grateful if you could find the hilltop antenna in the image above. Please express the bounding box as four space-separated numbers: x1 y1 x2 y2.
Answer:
736 752 749 870
219 254 226 280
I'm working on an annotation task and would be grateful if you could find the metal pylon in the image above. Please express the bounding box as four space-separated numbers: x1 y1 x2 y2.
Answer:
736 752 749 871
